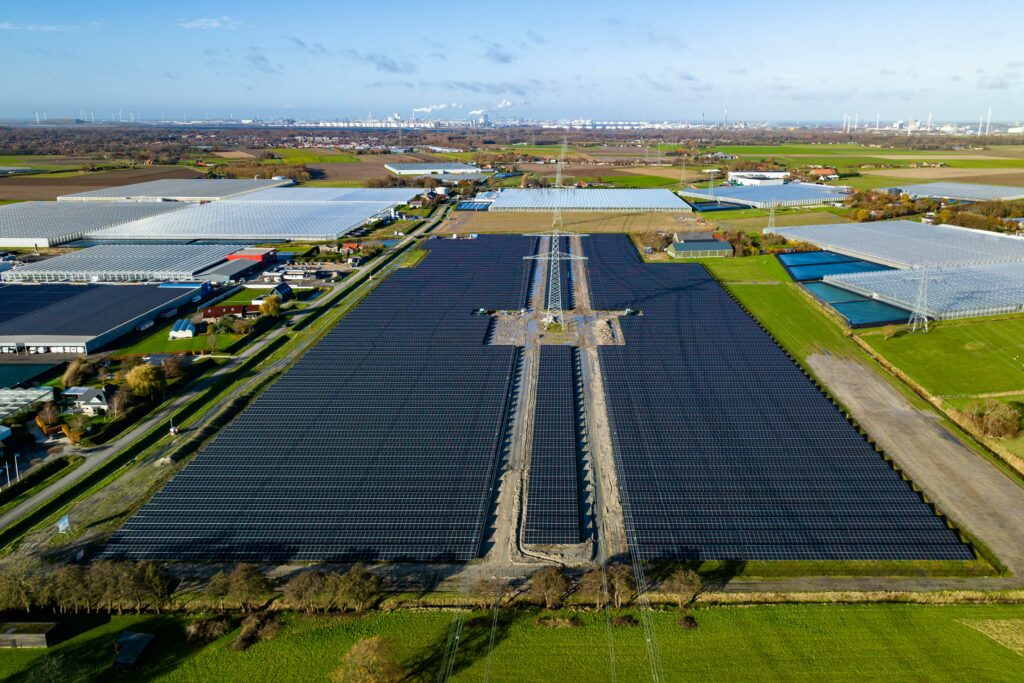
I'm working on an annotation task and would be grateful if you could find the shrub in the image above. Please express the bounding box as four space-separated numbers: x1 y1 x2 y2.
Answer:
185 617 231 645
612 614 638 627
678 615 699 629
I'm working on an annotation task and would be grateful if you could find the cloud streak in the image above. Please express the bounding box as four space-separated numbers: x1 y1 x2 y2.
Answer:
343 50 416 74
178 16 241 30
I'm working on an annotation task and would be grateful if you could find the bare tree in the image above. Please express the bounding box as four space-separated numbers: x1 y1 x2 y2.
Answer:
160 355 184 379
607 564 635 609
661 568 702 609
578 567 607 608
330 564 383 612
204 571 230 610
109 388 131 421
37 402 60 427
283 571 327 614
530 566 569 610
227 563 271 612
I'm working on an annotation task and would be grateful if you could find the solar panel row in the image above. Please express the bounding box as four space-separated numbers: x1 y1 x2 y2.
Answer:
585 234 971 561
102 236 537 561
523 345 583 545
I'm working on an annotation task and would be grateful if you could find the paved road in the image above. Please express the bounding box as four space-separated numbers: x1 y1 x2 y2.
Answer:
808 353 1024 579
0 211 444 537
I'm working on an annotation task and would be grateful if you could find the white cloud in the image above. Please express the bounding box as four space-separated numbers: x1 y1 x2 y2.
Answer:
177 16 241 30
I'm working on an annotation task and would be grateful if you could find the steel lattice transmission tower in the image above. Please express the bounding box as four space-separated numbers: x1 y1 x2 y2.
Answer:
909 267 942 333
524 231 587 326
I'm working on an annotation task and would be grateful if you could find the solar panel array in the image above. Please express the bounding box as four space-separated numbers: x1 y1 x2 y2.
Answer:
1 243 242 283
103 236 536 561
586 234 971 560
524 345 583 544
826 261 1024 320
489 188 690 212
768 220 1024 268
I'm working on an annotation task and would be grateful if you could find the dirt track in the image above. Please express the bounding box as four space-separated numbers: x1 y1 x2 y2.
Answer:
808 353 1024 574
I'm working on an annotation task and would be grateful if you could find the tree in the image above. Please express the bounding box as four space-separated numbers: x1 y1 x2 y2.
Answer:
49 565 88 614
661 568 702 609
139 561 172 614
607 564 635 609
474 575 508 609
331 637 405 683
577 567 608 608
205 571 230 610
0 557 44 612
331 564 382 612
227 563 271 612
160 355 184 379
283 571 327 613
125 363 165 400
109 388 131 420
37 402 59 427
62 356 91 387
68 413 90 435
86 561 123 614
965 400 1022 439
530 566 569 610
232 317 254 335
259 295 282 319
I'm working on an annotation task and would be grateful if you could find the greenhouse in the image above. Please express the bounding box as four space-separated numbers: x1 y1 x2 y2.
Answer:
767 220 1024 268
488 188 690 212
825 261 1024 320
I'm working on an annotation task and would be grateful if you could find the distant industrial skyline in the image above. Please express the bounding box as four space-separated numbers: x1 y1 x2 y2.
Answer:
2 0 1023 122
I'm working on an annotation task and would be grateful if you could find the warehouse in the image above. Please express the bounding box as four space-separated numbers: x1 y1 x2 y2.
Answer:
384 162 481 176
825 261 1024 320
766 220 1024 268
887 182 1024 202
667 240 733 258
0 201 189 248
681 183 849 208
488 188 690 212
228 187 423 203
727 170 789 186
0 283 202 354
1 244 242 283
85 201 399 242
57 178 293 203
196 259 261 284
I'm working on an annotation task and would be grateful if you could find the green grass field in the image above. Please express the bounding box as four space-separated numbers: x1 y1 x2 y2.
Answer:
115 321 243 356
861 317 1024 396
575 174 680 188
3 604 1023 682
827 174 908 190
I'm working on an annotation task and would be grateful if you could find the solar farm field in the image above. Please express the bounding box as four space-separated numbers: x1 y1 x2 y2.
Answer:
4 605 1024 682
102 236 535 561
587 235 969 560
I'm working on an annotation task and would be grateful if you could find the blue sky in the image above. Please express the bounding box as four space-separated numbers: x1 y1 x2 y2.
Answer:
1 0 1022 122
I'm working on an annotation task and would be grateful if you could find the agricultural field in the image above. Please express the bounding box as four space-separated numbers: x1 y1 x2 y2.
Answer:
860 316 1024 396
712 209 851 232
3 604 1024 682
0 166 200 201
266 148 359 164
440 210 700 234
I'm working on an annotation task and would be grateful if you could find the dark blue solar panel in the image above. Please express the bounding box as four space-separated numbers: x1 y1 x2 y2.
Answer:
585 234 972 561
102 236 537 562
524 345 583 545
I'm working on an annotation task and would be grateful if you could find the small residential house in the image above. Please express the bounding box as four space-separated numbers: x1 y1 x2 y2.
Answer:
809 167 839 180
251 283 292 306
168 319 196 340
63 386 109 416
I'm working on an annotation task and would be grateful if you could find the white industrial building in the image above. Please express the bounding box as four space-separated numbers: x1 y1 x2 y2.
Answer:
682 183 849 209
226 187 423 203
727 171 790 186
884 182 1024 202
0 201 189 248
384 162 481 176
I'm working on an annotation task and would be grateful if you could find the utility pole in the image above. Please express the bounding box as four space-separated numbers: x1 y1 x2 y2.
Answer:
523 231 587 327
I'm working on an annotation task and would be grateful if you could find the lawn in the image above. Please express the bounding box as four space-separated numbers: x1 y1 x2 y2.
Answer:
860 317 1024 396
4 604 1024 681
116 321 243 356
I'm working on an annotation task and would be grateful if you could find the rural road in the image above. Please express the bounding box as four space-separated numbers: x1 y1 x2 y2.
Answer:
809 353 1024 577
0 207 445 537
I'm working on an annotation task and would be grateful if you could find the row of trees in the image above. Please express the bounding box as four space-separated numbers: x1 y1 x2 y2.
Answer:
0 559 171 614
524 565 702 611
961 399 1023 439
